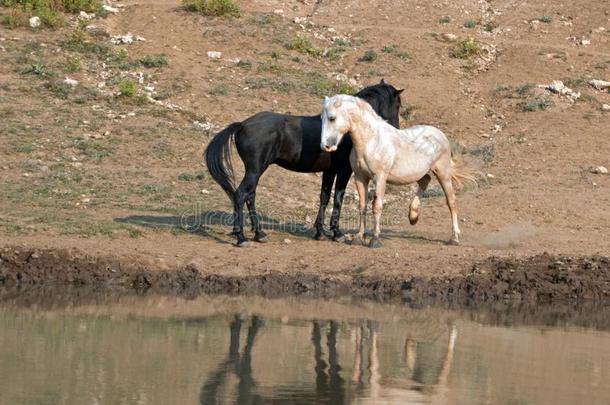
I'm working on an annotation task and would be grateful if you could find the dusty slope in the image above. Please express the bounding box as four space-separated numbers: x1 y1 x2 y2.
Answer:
0 0 608 295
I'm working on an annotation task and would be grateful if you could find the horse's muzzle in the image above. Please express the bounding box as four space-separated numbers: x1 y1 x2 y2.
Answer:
322 144 337 152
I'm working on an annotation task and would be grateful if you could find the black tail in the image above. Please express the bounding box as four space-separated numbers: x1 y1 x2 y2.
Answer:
204 122 241 203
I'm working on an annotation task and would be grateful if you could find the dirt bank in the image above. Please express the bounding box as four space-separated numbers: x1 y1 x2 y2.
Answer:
1 246 608 303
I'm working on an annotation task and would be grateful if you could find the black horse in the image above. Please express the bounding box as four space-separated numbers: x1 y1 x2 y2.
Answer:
205 80 402 246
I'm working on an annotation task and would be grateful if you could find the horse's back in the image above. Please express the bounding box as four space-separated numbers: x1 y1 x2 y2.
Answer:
235 112 331 172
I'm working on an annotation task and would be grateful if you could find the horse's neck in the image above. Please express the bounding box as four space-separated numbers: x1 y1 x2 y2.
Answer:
350 108 389 150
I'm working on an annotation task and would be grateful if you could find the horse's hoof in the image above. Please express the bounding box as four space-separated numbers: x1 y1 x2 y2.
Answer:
235 240 250 247
351 234 366 246
332 232 346 243
408 213 419 226
254 234 268 243
446 239 459 246
369 237 383 248
314 232 327 241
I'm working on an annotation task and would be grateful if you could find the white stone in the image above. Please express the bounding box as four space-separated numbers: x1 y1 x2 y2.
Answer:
29 16 41 28
589 79 610 90
79 11 95 20
591 166 608 175
206 51 222 59
602 104 610 112
102 5 119 13
63 77 78 87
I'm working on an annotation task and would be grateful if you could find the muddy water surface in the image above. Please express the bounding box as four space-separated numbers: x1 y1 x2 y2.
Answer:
0 294 609 405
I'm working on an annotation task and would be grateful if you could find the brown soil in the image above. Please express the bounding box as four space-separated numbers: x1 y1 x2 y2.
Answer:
1 246 608 302
0 1 608 301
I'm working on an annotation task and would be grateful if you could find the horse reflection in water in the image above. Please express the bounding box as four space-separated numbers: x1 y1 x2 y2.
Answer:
199 315 264 405
350 321 458 404
200 316 457 404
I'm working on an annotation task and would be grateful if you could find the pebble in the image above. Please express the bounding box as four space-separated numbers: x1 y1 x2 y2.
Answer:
201 189 210 194
602 104 610 112
207 51 222 59
283 238 292 244
487 173 496 179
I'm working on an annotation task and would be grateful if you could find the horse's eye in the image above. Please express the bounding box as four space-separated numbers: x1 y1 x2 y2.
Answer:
329 116 336 122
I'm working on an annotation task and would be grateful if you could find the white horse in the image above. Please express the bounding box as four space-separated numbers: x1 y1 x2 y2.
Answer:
320 94 474 247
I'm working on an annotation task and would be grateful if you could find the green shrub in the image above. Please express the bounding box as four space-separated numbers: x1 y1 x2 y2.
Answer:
523 98 553 112
181 0 240 17
449 38 481 59
539 15 552 23
285 36 323 57
118 79 136 97
464 20 477 28
139 53 168 68
382 43 398 53
359 50 378 62
439 15 451 24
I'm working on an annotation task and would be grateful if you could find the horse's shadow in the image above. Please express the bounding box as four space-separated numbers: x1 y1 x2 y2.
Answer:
114 210 313 243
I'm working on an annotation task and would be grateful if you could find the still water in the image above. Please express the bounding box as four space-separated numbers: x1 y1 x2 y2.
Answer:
0 293 609 405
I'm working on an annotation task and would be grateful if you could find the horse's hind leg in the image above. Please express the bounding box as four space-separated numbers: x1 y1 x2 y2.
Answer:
409 174 431 225
329 166 352 242
233 171 261 247
313 169 335 240
432 165 461 245
246 190 267 243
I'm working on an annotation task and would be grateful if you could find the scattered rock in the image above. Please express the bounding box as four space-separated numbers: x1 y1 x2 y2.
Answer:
111 33 145 44
193 121 215 131
79 11 95 20
63 77 78 87
29 16 41 28
293 17 307 24
589 79 610 91
591 166 608 175
273 9 284 15
201 189 210 195
602 104 610 112
486 173 496 179
283 238 292 244
539 80 580 103
441 33 458 42
206 51 222 59
580 38 591 46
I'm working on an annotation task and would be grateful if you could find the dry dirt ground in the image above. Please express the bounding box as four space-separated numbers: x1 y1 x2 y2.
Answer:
0 0 609 298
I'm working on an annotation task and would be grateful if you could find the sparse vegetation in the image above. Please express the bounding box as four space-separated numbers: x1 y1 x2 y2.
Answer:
516 83 535 96
118 79 136 97
236 59 252 69
0 0 101 28
181 0 240 18
483 21 498 32
178 171 206 181
523 98 553 112
285 36 323 57
382 44 399 53
449 38 481 59
439 15 451 24
139 54 168 68
209 84 229 96
539 15 552 23
359 50 378 62
464 20 477 28
74 138 114 160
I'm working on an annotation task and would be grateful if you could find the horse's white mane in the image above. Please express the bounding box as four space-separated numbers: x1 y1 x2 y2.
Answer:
325 94 380 120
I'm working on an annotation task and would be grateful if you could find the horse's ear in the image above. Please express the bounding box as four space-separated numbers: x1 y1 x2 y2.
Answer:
380 78 385 84
396 88 404 94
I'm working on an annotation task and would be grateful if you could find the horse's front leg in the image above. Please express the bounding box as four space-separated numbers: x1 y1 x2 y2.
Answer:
329 166 353 242
313 169 335 240
369 176 386 248
353 173 369 246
